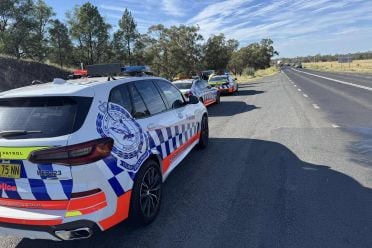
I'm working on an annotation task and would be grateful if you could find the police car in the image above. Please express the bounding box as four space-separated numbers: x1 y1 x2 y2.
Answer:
172 79 220 107
0 64 209 240
208 74 239 94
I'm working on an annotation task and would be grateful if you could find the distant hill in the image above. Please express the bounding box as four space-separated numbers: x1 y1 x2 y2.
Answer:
0 56 70 91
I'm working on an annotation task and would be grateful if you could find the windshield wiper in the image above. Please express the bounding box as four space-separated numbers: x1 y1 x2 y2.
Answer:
0 130 42 137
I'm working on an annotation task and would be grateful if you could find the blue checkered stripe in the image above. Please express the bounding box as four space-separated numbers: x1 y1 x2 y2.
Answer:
148 121 200 160
218 84 232 90
99 156 134 197
0 160 72 200
98 121 200 197
203 91 216 101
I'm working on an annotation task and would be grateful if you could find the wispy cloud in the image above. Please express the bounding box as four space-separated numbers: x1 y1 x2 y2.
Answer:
187 0 372 56
161 0 185 17
68 0 372 57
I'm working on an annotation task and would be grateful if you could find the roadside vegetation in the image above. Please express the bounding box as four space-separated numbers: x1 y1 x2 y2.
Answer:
236 67 279 83
303 59 372 73
0 1 277 81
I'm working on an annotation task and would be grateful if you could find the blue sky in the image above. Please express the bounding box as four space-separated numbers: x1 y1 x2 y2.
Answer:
45 0 372 58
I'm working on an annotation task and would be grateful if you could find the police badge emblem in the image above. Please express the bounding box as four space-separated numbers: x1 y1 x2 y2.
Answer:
96 102 150 171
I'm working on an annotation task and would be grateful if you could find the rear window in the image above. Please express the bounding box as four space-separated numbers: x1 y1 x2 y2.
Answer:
0 97 92 139
173 81 193 90
210 76 227 82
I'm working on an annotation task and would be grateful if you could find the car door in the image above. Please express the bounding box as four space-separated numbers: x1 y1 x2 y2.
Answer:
201 80 217 104
193 80 206 102
154 80 200 175
228 75 237 91
127 80 180 174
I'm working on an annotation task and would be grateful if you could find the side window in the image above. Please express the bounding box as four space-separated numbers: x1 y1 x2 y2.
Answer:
128 84 150 118
156 80 185 109
134 81 167 115
194 80 203 90
109 84 133 114
228 76 233 83
201 80 209 88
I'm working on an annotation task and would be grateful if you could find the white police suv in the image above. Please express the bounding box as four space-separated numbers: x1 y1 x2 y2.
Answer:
0 65 208 240
173 79 220 106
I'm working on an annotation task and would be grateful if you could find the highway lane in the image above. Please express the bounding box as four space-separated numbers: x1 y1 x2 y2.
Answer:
299 69 372 88
1 73 372 248
283 67 372 128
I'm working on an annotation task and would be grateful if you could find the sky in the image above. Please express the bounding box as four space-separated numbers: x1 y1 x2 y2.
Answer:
45 0 372 58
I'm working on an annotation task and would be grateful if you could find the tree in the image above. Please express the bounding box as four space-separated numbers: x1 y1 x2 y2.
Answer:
48 19 72 67
228 50 245 75
67 3 111 65
228 38 278 75
0 0 35 59
110 30 126 63
147 24 203 80
203 34 239 71
29 0 54 62
118 8 137 65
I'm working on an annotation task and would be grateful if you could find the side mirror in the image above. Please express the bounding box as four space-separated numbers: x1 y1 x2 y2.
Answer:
207 85 212 89
172 99 185 109
234 78 238 81
188 95 199 104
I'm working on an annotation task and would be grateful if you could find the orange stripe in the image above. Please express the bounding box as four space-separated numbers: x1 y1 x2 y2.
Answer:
204 99 215 107
68 191 106 211
162 132 201 173
0 198 68 210
79 201 108 215
0 217 62 226
99 190 132 230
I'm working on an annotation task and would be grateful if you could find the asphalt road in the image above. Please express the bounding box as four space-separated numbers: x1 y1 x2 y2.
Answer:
1 71 372 247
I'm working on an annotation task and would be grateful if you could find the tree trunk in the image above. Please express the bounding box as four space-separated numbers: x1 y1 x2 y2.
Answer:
127 39 131 65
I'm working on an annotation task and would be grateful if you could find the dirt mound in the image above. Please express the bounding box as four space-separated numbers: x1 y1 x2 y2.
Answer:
0 56 70 91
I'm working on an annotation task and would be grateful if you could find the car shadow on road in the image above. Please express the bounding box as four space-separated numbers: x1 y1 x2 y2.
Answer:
207 101 259 117
238 81 271 87
235 90 265 96
16 138 372 248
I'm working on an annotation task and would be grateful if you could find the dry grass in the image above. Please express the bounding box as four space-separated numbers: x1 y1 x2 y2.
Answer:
235 66 279 83
0 54 74 71
303 59 372 73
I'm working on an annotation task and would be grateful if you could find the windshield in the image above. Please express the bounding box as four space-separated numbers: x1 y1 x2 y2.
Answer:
0 97 92 139
209 76 227 82
173 81 193 89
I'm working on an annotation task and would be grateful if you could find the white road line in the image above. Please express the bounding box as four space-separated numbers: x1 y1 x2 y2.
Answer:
298 89 302 92
292 68 372 91
332 124 340 128
312 104 320 109
294 84 297 87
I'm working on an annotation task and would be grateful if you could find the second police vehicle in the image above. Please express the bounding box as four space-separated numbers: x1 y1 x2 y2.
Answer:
172 78 220 107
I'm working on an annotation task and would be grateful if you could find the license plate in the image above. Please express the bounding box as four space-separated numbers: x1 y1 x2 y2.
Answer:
0 163 21 179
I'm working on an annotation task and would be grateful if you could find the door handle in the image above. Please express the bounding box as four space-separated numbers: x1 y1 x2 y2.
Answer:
147 123 165 130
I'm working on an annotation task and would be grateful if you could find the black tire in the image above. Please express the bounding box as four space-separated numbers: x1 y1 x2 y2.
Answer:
197 115 209 149
235 83 239 92
128 159 162 227
215 92 221 104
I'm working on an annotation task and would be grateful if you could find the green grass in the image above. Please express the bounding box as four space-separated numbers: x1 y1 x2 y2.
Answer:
235 67 279 83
